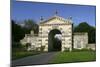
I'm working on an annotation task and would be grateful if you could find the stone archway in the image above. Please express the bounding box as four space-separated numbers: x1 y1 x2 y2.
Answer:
38 15 72 52
48 29 62 52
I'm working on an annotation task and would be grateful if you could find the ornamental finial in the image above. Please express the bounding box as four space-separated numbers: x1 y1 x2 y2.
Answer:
54 10 58 16
68 16 72 20
40 16 44 21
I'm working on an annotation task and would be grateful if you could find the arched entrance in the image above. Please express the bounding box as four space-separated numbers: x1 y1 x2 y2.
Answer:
48 29 62 52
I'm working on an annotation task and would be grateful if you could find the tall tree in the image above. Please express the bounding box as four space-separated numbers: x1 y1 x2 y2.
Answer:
74 22 90 32
24 19 39 34
12 19 39 42
12 20 29 42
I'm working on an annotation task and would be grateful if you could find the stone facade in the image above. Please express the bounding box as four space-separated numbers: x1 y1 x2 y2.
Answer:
73 33 88 49
38 15 72 51
20 31 40 51
20 15 94 51
87 44 96 50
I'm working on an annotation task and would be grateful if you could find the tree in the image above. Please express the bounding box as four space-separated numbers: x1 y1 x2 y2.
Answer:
24 19 34 29
74 22 90 32
74 22 96 43
12 20 30 42
12 19 39 49
88 26 96 43
24 19 39 34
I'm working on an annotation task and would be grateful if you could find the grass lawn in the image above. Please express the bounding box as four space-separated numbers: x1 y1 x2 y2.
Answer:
12 51 41 60
49 51 96 64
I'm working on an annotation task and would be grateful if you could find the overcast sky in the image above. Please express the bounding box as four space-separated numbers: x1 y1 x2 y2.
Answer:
11 1 96 26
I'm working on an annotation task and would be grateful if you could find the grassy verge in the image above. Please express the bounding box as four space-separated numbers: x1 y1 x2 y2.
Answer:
12 51 41 60
49 51 96 64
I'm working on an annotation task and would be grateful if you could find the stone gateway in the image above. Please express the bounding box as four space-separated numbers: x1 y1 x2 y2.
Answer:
39 15 73 51
20 14 91 52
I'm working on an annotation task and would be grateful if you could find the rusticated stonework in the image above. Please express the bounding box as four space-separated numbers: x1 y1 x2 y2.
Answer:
20 15 91 51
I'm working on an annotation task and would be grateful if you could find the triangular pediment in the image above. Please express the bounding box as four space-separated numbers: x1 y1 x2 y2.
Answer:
39 16 72 25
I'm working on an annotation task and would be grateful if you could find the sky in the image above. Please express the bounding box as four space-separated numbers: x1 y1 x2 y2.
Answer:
11 1 96 26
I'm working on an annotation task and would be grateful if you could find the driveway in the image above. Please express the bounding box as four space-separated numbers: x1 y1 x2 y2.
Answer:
12 52 57 67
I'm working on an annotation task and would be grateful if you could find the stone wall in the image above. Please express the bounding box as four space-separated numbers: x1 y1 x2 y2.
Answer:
39 16 73 52
87 44 96 50
39 24 72 51
73 33 88 49
20 31 40 51
20 16 92 51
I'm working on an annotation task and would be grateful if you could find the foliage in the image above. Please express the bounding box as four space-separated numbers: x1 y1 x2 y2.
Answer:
12 42 23 49
12 20 30 42
11 19 40 60
12 19 39 42
74 22 96 43
12 19 39 49
24 19 39 34
74 22 90 32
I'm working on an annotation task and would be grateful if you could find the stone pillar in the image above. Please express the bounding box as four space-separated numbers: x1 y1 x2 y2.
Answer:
30 30 34 35
44 45 48 51
61 44 65 52
69 47 72 52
